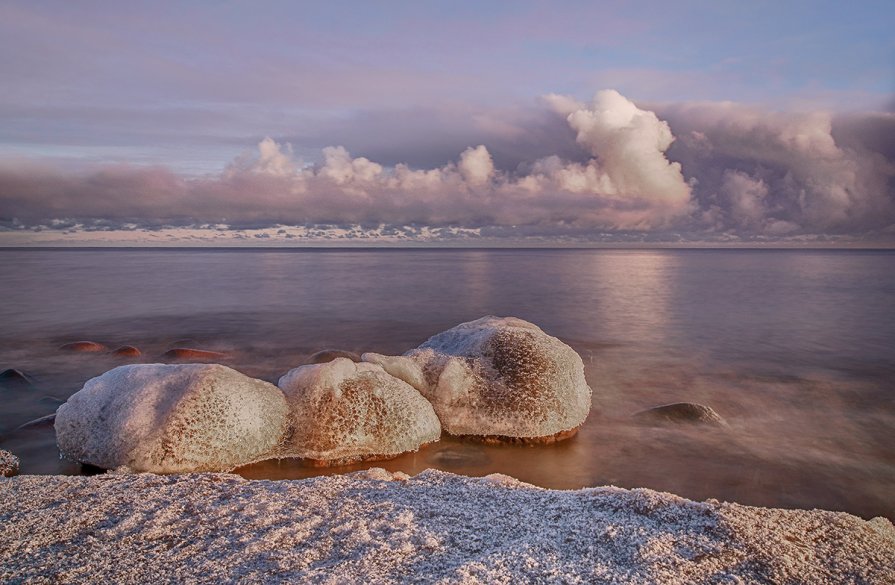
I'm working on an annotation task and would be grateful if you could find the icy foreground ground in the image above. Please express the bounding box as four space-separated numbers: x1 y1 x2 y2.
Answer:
1 470 893 584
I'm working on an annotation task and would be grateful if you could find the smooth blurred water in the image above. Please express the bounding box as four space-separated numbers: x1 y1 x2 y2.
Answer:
1 248 893 518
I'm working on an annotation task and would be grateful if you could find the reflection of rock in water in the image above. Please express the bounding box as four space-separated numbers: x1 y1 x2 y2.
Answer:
633 402 727 426
307 349 361 364
432 447 491 468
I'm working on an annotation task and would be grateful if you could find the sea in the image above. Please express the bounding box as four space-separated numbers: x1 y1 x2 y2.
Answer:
1 248 893 519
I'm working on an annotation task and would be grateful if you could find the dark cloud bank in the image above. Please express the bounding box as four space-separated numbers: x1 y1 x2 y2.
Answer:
2 91 894 244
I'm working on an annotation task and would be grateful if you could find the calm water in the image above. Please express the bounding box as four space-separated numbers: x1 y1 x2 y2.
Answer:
1 248 893 519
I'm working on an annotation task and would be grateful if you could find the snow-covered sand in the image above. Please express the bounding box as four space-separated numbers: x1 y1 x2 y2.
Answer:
1 469 892 584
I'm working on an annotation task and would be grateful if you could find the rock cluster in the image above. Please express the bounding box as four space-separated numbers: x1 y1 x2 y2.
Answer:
54 317 593 472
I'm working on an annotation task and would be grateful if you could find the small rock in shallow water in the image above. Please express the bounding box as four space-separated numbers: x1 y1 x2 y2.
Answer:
307 349 361 364
15 413 57 431
0 450 19 476
0 368 32 386
163 348 226 360
39 396 65 407
633 402 727 426
60 341 107 353
110 345 141 357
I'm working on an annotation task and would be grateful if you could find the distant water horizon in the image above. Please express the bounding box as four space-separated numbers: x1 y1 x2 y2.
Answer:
1 248 893 519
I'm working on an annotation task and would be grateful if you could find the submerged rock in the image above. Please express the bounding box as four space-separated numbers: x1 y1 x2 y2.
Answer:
633 402 727 426
55 364 289 473
0 368 32 386
60 341 107 353
110 345 141 357
163 348 226 361
363 316 592 441
277 358 441 465
307 349 361 364
15 413 57 431
0 450 19 476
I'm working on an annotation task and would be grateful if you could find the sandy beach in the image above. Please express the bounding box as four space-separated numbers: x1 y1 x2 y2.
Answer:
2 469 893 583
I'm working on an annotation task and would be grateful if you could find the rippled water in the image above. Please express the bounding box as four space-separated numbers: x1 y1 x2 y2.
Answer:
1 248 893 519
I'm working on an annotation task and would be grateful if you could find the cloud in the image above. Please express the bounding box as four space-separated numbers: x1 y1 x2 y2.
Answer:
658 102 895 235
2 90 894 243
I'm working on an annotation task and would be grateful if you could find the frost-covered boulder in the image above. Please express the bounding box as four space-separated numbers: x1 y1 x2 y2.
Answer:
363 316 591 441
277 358 441 465
55 364 289 473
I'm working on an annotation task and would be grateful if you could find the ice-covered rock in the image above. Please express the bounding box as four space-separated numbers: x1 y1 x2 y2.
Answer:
0 450 19 477
363 316 591 441
277 358 441 465
55 364 289 473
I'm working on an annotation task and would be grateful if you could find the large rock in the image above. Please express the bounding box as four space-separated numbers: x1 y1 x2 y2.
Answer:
277 358 441 465
55 364 289 473
363 316 591 441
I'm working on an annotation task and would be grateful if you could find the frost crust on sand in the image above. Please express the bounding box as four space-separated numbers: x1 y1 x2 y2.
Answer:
1 470 892 584
54 364 289 473
364 316 591 438
278 358 441 463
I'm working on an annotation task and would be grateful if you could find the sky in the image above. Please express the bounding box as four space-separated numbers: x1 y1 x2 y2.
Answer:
1 0 894 246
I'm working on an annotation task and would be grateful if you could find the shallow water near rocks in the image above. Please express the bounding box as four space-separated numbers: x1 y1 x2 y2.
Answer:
1 248 893 519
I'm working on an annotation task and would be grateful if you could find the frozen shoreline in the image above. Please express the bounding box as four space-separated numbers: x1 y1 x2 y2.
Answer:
1 469 893 584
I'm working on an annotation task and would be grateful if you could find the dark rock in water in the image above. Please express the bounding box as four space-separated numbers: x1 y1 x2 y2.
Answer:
15 413 56 431
60 341 107 353
307 349 361 364
0 368 32 386
39 396 65 407
110 345 142 357
163 348 227 361
633 402 727 427
0 449 19 477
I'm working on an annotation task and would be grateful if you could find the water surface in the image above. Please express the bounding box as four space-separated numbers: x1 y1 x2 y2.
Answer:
1 248 893 519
